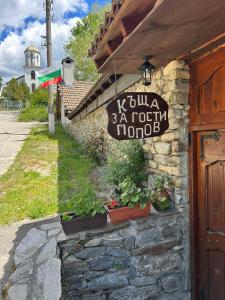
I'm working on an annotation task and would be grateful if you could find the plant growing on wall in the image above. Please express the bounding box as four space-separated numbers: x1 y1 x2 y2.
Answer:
85 132 106 165
106 140 146 187
150 174 173 211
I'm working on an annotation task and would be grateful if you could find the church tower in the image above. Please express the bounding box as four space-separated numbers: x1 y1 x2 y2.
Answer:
24 46 41 92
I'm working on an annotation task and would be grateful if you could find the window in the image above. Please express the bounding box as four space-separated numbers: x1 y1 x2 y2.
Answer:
32 84 36 92
31 71 35 79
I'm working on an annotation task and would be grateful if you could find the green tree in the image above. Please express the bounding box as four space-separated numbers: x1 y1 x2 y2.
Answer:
66 2 110 82
0 76 3 89
3 78 30 103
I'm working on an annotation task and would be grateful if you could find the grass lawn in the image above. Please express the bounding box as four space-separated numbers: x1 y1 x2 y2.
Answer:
18 106 48 122
0 125 95 225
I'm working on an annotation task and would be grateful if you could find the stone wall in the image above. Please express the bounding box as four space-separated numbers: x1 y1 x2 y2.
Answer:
67 60 191 298
60 211 190 300
69 60 190 209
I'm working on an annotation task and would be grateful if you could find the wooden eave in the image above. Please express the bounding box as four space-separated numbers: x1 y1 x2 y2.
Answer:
90 0 158 68
95 0 225 74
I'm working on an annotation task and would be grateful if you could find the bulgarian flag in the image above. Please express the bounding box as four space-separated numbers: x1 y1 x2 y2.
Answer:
37 65 62 88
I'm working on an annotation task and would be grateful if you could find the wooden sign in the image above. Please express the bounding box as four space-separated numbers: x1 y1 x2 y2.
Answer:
106 92 169 140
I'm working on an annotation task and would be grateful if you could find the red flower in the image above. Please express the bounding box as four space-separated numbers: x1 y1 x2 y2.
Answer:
107 200 119 209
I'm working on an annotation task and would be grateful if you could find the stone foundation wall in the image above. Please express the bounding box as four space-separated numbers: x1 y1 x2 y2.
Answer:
60 211 190 300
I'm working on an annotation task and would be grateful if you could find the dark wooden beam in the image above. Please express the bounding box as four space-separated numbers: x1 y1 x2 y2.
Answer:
94 54 110 69
107 35 124 53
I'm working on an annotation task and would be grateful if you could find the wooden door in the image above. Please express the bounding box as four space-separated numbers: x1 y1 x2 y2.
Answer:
189 47 225 299
196 130 225 300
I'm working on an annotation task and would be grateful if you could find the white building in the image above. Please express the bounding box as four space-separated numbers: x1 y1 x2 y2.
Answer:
15 45 41 92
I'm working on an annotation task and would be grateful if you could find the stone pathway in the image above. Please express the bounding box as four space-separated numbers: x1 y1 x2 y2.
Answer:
0 217 65 300
0 111 34 176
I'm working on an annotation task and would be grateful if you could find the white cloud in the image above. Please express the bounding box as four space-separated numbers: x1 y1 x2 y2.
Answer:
0 0 88 31
0 18 80 83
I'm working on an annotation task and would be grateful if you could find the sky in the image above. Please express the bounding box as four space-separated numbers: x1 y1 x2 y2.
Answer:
0 0 108 83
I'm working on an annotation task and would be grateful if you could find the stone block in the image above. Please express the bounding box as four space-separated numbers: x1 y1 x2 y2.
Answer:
109 285 160 300
10 259 33 284
143 143 152 152
82 292 106 300
164 80 189 93
141 253 182 276
63 261 89 277
68 277 87 290
37 257 61 300
161 274 182 293
149 160 158 169
39 222 61 230
161 131 181 142
88 273 129 290
158 165 182 176
106 248 129 257
48 227 62 237
168 69 190 80
84 238 103 247
85 271 105 280
168 91 189 105
136 228 160 246
89 256 115 271
8 284 27 300
155 142 171 155
163 61 186 76
124 236 135 250
133 239 180 256
75 246 105 259
14 228 47 265
36 237 57 264
130 276 156 287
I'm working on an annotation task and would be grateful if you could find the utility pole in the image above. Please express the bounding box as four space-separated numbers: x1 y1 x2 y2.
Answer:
46 0 55 134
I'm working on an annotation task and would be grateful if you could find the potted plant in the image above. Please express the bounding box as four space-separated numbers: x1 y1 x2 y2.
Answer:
106 177 151 224
60 188 107 235
150 174 173 211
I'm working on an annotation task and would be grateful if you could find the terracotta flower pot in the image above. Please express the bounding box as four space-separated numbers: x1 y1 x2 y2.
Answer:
107 202 151 224
60 213 107 235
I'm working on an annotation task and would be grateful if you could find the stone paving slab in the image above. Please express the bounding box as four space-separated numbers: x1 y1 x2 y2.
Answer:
0 215 62 299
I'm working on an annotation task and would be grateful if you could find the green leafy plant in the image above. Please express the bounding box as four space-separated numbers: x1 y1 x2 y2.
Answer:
106 140 146 187
71 187 106 217
61 214 73 221
85 133 106 165
150 174 173 211
119 177 151 209
153 174 172 192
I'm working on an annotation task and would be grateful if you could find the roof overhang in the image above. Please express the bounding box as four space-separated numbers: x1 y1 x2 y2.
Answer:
95 0 225 74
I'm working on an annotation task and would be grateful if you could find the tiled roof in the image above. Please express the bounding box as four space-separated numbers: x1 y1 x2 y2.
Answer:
58 81 93 114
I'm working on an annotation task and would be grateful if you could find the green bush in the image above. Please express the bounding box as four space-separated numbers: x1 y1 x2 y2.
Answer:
29 88 48 106
106 140 146 187
18 106 48 122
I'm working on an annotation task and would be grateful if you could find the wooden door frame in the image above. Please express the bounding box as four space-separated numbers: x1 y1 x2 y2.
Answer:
189 125 225 299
